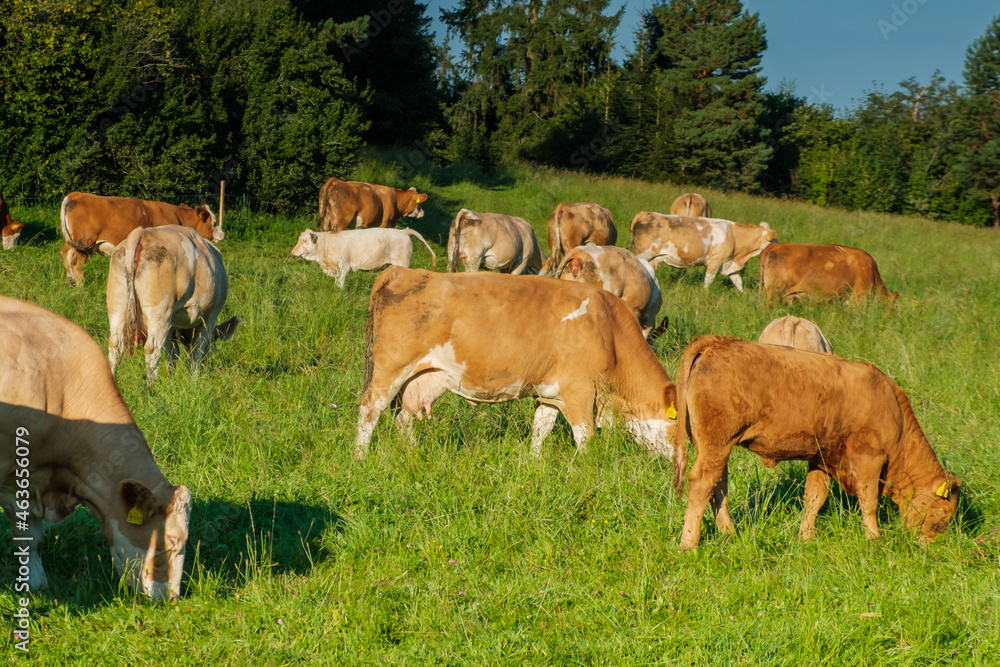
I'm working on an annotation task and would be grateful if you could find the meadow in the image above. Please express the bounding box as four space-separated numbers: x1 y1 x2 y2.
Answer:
1 155 999 665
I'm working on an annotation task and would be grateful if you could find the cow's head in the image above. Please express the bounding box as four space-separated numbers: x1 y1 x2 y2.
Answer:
401 187 428 219
110 481 191 600
760 222 777 242
291 229 321 261
901 473 961 542
187 205 223 242
2 222 25 250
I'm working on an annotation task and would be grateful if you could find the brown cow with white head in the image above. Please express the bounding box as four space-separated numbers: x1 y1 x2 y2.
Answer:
355 267 678 459
0 296 190 599
59 192 223 286
669 193 712 218
758 315 833 354
107 225 235 384
315 177 427 232
539 202 618 276
446 209 544 275
759 242 899 305
1 190 25 250
630 213 776 292
671 336 960 549
556 244 664 340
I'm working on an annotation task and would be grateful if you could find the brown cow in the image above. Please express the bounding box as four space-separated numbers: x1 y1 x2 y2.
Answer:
759 242 899 305
1 190 25 250
0 296 190 599
630 212 776 291
758 315 833 354
669 193 712 218
539 202 618 276
355 267 678 459
671 336 960 549
59 192 223 286
315 177 427 232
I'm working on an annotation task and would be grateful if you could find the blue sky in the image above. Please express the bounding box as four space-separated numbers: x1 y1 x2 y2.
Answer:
423 0 1000 110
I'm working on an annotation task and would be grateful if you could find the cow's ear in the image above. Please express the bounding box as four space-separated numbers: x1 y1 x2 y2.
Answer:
760 222 771 230
11 222 24 232
416 193 427 203
408 187 416 192
664 384 678 417
197 207 209 222
309 231 319 244
119 480 161 522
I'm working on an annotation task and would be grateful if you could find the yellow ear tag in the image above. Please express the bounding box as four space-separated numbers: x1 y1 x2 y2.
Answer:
666 403 678 420
935 481 951 500
127 506 144 525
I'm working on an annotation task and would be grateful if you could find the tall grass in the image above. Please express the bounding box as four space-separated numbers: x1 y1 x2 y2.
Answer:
1 159 998 664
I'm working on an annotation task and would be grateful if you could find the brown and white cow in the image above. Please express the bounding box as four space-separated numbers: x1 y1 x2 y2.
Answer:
108 225 234 384
0 296 190 599
291 227 437 288
669 193 712 218
59 192 223 286
446 208 544 275
539 202 618 276
759 242 899 305
630 213 776 291
671 336 960 549
355 267 678 459
556 245 664 340
758 315 833 354
315 177 427 232
1 190 25 250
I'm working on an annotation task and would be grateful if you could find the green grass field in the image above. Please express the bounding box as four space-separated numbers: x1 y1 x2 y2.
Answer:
2 156 999 665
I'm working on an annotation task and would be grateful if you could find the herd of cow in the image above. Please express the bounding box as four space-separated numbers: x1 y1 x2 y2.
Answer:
0 178 959 604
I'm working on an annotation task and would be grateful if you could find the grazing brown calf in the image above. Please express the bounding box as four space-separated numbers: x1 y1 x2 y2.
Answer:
758 315 833 354
1 190 25 250
759 242 899 305
355 268 677 459
446 208 544 275
671 336 960 549
315 177 427 232
59 192 223 286
540 202 618 276
669 193 712 218
0 296 190 599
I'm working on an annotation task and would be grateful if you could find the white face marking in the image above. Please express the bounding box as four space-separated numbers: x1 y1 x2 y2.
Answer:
561 298 590 322
109 518 155 597
627 418 675 458
2 232 20 250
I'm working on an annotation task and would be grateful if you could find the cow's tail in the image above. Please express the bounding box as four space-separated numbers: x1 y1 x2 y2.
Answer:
670 335 717 497
405 229 437 270
447 209 467 272
552 204 565 267
316 179 337 231
362 269 396 395
780 315 798 347
120 230 146 352
60 196 91 255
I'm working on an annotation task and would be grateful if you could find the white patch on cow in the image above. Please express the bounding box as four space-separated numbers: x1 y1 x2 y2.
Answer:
534 382 560 400
561 298 590 322
638 257 656 280
354 215 364 228
627 418 674 459
423 342 467 378
571 423 591 449
531 404 560 456
109 518 156 597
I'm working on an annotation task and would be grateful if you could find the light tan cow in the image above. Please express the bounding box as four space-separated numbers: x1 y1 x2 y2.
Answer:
315 177 428 232
758 316 833 354
59 192 223 286
446 208 544 275
669 193 712 218
291 227 436 287
107 225 234 384
1 190 25 250
671 336 960 549
355 267 678 459
556 244 664 340
0 296 190 599
630 212 776 291
540 202 618 276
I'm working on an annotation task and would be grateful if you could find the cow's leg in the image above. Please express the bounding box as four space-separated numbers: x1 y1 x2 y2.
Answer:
336 268 349 288
530 404 560 456
189 313 218 364
558 392 595 454
799 465 831 540
680 444 734 550
710 463 737 537
858 478 882 540
143 319 170 385
356 371 415 459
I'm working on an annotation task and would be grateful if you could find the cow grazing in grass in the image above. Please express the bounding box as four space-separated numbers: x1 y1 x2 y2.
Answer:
1 190 24 250
671 336 960 549
759 242 899 305
758 315 833 354
59 192 223 286
315 177 427 232
669 193 712 218
292 228 437 287
556 244 664 340
630 213 776 291
107 225 234 384
0 296 191 599
539 202 618 276
355 267 678 459
446 209 544 275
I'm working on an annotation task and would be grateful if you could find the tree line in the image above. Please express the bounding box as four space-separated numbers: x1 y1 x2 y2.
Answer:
2 0 998 226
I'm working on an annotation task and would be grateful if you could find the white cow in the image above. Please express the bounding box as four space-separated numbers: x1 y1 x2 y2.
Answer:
446 208 544 275
291 227 436 287
758 316 833 354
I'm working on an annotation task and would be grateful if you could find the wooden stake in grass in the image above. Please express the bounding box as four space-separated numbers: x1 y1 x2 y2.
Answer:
219 180 225 234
